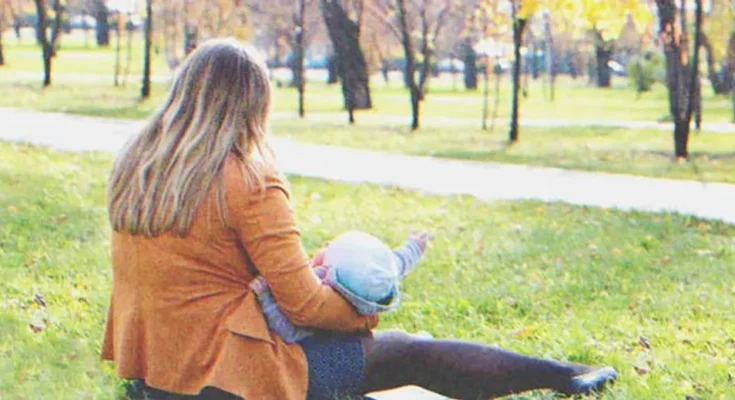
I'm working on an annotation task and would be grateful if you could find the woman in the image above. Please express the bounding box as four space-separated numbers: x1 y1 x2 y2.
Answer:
102 38 618 400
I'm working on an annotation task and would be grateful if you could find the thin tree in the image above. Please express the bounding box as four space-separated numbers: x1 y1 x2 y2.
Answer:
394 0 451 131
123 12 134 86
655 0 703 159
543 10 554 101
141 0 153 99
0 0 6 66
32 0 63 87
114 12 122 86
294 0 307 118
509 0 530 142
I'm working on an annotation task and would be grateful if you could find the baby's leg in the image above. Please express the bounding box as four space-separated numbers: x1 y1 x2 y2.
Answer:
359 330 616 399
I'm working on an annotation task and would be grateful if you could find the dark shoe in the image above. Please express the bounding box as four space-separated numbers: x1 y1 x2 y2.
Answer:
562 366 618 396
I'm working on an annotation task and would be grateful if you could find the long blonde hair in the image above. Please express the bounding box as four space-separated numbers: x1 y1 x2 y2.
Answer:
107 38 273 237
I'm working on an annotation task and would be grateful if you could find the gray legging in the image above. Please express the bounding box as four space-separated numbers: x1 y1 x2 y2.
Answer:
128 330 612 399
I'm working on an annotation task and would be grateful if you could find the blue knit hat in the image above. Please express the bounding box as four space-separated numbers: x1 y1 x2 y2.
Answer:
322 231 401 313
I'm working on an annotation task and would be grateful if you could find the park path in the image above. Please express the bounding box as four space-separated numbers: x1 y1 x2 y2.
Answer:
8 72 735 133
1 107 735 226
1 109 734 400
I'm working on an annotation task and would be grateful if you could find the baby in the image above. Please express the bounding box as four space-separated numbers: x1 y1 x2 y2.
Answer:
249 230 428 343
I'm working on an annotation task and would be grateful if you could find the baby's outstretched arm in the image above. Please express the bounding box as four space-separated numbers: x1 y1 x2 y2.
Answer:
393 231 430 278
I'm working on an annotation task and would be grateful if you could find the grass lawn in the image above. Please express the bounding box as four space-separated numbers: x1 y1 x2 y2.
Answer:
1 140 734 399
2 30 735 124
273 119 735 184
2 33 735 184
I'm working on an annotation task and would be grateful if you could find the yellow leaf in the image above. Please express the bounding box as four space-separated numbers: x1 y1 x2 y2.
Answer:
519 0 542 19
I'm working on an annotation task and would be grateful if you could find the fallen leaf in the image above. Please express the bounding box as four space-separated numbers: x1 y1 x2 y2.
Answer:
634 366 649 375
612 248 622 256
514 326 534 338
7 206 17 214
33 293 47 308
639 335 651 350
29 323 45 333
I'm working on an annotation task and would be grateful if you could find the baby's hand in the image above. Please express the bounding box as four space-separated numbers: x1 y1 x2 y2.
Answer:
310 246 328 267
409 230 431 255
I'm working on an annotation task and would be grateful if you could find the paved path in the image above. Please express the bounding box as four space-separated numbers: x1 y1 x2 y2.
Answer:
2 107 734 225
1 108 734 399
6 72 735 133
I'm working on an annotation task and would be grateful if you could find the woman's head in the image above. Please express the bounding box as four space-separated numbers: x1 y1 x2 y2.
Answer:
108 38 273 237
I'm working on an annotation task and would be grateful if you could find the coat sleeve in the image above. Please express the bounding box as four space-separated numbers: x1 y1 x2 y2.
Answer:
224 159 378 332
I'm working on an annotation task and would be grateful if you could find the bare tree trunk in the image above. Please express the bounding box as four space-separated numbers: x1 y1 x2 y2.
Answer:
124 15 134 86
141 0 153 99
33 0 62 87
94 0 110 47
49 0 62 57
115 14 122 87
396 0 420 130
510 14 528 143
294 0 306 118
482 59 489 130
461 37 478 90
656 0 702 159
491 58 502 130
700 32 728 94
0 5 5 66
543 11 555 101
0 18 4 66
594 30 613 89
321 0 372 124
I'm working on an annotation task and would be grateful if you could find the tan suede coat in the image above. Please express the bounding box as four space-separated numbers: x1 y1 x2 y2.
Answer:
101 155 378 399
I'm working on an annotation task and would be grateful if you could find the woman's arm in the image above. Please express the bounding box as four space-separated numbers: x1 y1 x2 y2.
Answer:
225 160 377 332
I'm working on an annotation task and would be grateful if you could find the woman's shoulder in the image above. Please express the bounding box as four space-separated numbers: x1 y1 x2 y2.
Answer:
223 153 290 199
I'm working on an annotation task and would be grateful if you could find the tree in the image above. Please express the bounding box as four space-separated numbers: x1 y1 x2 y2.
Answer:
577 0 652 88
509 0 540 142
655 0 703 159
92 0 110 46
474 0 510 129
393 0 451 130
141 0 152 99
33 0 63 87
321 0 372 124
294 0 309 118
701 0 734 95
460 37 478 89
0 0 8 66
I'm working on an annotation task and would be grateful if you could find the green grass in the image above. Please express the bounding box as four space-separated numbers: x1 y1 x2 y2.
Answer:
3 30 735 123
1 71 735 184
274 119 735 184
2 31 735 184
2 140 735 399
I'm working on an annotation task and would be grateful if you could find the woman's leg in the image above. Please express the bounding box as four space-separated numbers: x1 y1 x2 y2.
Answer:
359 330 617 399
